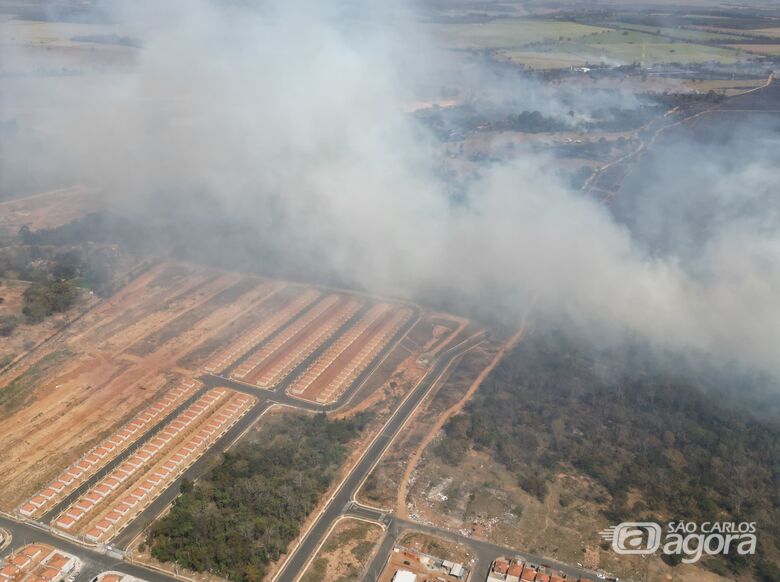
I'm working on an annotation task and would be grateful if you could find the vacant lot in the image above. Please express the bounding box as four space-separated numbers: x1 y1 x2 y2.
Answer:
411 450 731 582
357 341 500 510
301 519 384 582
0 187 96 236
0 279 69 369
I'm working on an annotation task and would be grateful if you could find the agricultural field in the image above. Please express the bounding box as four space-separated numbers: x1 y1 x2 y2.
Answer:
728 44 780 56
424 14 778 70
0 187 96 236
503 29 744 68
428 19 609 50
604 23 747 42
687 25 780 38
0 16 138 74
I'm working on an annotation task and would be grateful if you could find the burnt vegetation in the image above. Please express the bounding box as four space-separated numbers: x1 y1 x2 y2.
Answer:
435 331 780 579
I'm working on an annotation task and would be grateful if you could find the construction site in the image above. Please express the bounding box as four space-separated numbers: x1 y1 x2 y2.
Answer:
43 387 255 543
0 257 467 555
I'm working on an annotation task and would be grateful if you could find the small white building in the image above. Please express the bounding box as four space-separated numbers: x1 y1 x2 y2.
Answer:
391 570 417 582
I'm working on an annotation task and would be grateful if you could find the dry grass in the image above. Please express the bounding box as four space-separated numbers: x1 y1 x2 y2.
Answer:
300 519 384 582
727 43 780 55
428 19 609 51
410 449 734 582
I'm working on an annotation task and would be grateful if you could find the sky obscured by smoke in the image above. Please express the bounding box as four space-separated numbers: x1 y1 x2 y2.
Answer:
3 0 780 377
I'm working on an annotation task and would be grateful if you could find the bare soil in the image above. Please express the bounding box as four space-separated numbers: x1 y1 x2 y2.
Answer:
356 339 501 510
411 450 733 582
396 326 524 518
0 187 97 236
0 262 275 508
300 518 384 582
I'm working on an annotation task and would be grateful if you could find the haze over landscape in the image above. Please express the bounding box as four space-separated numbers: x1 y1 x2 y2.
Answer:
1 1 779 581
5 0 780 376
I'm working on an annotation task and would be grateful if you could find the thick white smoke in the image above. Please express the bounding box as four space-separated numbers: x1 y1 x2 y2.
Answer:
3 0 780 376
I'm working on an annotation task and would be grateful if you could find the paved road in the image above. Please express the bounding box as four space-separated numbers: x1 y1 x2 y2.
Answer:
109 303 420 548
20 303 420 548
41 389 207 523
203 304 421 414
270 333 486 582
0 516 177 582
358 512 599 582
109 400 273 549
2 305 597 582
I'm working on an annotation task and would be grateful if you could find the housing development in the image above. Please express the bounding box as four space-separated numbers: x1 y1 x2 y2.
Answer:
2 0 780 582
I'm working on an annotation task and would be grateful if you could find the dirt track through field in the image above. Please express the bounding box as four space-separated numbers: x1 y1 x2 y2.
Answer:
395 324 527 519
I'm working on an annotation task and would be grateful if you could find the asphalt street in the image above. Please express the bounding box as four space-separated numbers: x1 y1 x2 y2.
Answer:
271 333 486 582
0 515 177 582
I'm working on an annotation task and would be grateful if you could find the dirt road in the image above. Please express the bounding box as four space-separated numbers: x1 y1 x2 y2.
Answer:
395 324 526 519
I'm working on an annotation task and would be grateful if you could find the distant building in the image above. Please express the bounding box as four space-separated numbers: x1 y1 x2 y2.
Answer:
392 570 417 582
450 563 465 578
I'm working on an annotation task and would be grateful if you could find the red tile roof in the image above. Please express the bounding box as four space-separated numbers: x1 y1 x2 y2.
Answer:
494 560 509 575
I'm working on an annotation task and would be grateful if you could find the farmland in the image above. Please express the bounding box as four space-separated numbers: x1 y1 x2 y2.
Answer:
423 12 780 70
498 28 743 68
429 19 609 50
0 188 96 237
